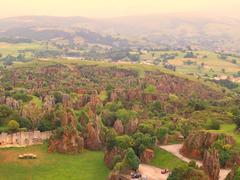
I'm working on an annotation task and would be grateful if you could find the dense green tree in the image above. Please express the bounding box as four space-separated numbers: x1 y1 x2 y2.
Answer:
138 122 156 136
144 85 156 94
132 132 156 155
115 135 134 150
189 97 207 111
157 127 168 143
205 118 220 130
7 120 20 132
0 105 12 124
124 148 140 170
148 101 165 118
12 92 32 102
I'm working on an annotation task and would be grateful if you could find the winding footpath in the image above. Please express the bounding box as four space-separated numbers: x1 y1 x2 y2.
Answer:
159 144 231 180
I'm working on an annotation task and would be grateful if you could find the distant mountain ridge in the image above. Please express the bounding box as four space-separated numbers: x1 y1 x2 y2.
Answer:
1 14 240 52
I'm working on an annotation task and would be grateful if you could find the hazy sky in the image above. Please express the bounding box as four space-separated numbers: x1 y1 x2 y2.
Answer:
1 0 240 18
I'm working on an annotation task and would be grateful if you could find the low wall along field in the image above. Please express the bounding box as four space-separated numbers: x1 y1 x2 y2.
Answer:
0 131 52 147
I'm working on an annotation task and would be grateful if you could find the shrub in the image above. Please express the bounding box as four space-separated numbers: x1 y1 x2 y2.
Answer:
115 135 134 150
102 110 116 127
12 92 32 102
112 155 122 169
234 167 240 180
168 162 208 180
7 120 20 132
0 105 12 120
124 148 140 170
138 123 155 136
205 119 220 130
148 101 166 118
144 85 157 94
37 119 52 132
157 127 168 143
189 98 207 111
133 132 156 156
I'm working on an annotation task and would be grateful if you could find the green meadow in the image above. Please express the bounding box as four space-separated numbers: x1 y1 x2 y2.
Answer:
0 144 109 180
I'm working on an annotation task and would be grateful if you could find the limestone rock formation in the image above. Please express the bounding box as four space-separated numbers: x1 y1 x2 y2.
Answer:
181 131 235 159
85 123 102 150
113 120 124 135
203 149 220 180
140 148 154 163
43 95 55 112
62 94 71 108
48 109 84 153
104 147 123 169
5 96 19 109
126 119 138 135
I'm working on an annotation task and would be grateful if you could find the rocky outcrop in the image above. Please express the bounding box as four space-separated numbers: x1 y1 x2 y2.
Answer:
140 148 154 163
62 94 71 108
48 109 84 153
126 119 138 135
203 149 220 180
5 96 19 109
113 120 124 135
104 147 123 169
85 123 102 150
43 95 55 112
181 131 235 159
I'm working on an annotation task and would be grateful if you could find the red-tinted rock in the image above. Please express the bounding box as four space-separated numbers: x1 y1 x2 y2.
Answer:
113 120 124 135
181 131 235 159
48 109 84 153
85 123 102 150
104 147 123 169
126 119 138 135
140 148 154 163
203 149 220 180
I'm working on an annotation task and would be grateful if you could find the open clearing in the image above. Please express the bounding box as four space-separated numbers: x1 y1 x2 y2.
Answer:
0 144 109 180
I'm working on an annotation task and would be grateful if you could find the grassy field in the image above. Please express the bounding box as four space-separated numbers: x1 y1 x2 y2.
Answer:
209 123 240 148
0 42 46 56
150 148 187 170
0 144 109 180
141 50 240 77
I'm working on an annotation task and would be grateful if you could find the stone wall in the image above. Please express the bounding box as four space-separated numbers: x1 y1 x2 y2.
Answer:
0 131 52 147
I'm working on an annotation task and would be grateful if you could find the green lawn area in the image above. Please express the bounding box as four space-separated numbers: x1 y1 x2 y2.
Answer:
0 144 109 180
150 147 187 170
209 123 240 148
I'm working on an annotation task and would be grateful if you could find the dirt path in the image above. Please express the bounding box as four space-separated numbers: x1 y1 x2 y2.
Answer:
139 164 169 180
159 144 231 180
